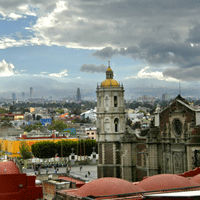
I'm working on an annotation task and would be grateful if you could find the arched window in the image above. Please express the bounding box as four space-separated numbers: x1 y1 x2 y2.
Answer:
104 117 110 132
114 118 119 132
114 96 118 107
105 96 109 107
99 97 101 107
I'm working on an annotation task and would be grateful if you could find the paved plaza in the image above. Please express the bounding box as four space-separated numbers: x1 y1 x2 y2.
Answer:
23 165 97 182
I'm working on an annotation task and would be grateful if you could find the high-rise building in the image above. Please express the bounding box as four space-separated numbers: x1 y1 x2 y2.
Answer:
76 88 81 102
30 87 33 98
12 93 16 100
162 93 170 101
22 92 25 101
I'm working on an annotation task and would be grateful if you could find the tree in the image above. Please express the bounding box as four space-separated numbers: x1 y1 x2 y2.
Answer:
1 117 12 127
126 118 132 126
48 120 68 132
19 141 32 159
1 117 10 123
31 141 57 158
24 122 43 132
55 109 64 114
24 113 32 121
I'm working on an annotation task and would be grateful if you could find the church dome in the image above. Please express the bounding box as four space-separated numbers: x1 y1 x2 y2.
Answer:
137 174 198 191
75 177 144 197
0 161 20 174
101 79 119 87
190 174 200 184
106 67 113 71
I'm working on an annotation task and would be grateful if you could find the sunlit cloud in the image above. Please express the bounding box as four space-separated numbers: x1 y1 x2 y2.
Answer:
125 66 179 82
49 69 68 78
0 60 16 77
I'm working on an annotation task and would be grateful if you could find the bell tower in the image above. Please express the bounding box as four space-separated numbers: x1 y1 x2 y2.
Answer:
96 62 125 178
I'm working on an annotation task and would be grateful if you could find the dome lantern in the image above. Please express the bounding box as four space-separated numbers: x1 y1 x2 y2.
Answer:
101 61 119 87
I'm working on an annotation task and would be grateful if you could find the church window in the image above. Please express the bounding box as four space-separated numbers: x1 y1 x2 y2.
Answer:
104 117 110 132
105 96 109 107
114 118 119 132
173 119 182 136
99 97 101 107
114 96 118 107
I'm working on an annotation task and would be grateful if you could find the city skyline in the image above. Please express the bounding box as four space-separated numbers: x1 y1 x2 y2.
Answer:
1 1 200 98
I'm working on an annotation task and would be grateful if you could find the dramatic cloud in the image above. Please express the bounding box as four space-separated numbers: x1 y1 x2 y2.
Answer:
80 64 107 73
163 66 200 81
126 66 179 82
2 0 200 82
0 60 15 77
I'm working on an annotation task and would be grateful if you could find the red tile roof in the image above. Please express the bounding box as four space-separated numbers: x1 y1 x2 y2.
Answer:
74 177 144 197
137 174 199 191
0 161 20 174
58 176 85 188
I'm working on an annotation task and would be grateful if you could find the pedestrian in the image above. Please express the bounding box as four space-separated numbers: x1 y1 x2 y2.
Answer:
88 171 90 176
55 170 57 174
70 166 71 171
80 166 82 171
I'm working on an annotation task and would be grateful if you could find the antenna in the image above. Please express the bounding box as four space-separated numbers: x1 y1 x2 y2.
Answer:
179 81 181 95
108 61 110 68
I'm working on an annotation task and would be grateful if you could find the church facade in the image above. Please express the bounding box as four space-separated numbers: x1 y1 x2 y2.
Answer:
96 64 200 182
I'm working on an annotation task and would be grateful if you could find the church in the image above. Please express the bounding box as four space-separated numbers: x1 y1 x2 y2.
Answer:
96 63 200 182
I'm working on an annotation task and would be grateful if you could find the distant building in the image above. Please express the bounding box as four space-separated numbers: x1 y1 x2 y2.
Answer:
30 87 33 98
12 93 16 101
162 93 170 101
85 127 97 140
40 118 52 126
76 88 81 102
0 134 78 157
80 108 97 123
22 92 25 101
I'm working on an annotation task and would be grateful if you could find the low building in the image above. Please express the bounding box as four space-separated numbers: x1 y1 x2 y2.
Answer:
0 134 78 157
85 127 97 140
43 179 71 200
0 159 43 199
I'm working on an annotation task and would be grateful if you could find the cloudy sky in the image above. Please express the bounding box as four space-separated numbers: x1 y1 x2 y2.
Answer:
1 0 200 99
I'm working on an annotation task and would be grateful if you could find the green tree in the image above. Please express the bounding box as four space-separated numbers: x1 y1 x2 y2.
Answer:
19 141 32 159
31 141 57 158
1 116 12 127
55 109 64 114
126 118 132 126
24 125 33 132
24 122 44 133
138 110 146 116
48 120 68 132
1 117 10 123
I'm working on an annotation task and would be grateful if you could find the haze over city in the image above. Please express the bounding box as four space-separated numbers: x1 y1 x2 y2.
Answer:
1 0 200 99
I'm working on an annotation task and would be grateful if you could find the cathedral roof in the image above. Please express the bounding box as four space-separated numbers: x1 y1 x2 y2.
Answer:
75 177 144 197
106 67 112 71
0 161 20 174
190 174 200 184
101 79 119 87
101 65 119 88
137 174 199 191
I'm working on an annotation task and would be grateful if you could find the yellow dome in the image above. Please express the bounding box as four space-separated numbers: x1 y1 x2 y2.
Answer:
101 79 119 87
106 67 112 71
